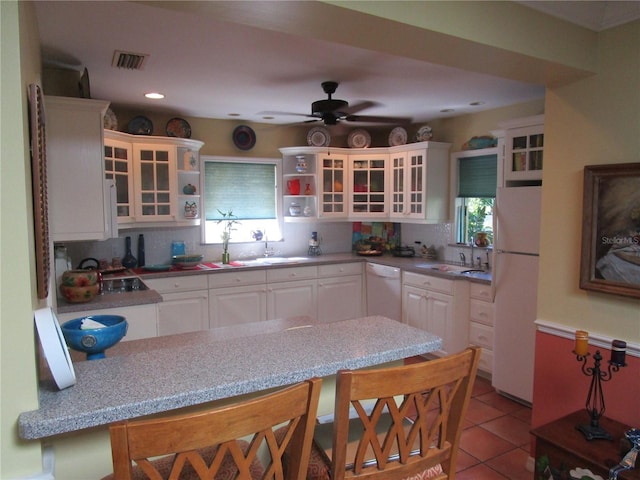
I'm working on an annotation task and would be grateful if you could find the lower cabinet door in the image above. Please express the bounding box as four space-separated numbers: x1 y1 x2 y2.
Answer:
209 285 268 328
401 285 452 356
157 291 209 336
317 275 363 322
267 279 317 320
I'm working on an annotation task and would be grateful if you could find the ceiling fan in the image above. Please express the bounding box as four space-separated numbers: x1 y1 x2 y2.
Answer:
264 81 412 126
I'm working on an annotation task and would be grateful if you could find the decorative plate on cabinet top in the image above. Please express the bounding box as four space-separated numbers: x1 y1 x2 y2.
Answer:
307 126 331 147
165 117 192 138
103 108 118 130
127 115 153 135
415 125 433 142
348 129 371 148
232 125 256 150
388 127 407 146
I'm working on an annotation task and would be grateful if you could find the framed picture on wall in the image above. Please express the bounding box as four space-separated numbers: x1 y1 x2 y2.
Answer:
580 162 640 299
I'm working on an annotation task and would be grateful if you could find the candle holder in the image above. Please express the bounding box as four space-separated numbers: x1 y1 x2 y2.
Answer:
574 349 626 440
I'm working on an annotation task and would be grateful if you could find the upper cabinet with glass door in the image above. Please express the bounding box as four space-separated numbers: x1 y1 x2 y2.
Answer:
280 147 349 221
389 142 450 222
348 151 389 218
500 114 544 185
104 131 203 228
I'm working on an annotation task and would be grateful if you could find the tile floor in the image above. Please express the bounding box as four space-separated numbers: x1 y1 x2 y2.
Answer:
455 374 534 480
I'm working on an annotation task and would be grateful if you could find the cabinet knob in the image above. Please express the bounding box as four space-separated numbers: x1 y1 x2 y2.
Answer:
174 283 180 288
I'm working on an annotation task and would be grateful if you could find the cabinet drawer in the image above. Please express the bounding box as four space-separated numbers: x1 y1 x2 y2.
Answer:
318 262 362 277
478 347 493 373
470 283 493 301
267 266 317 282
144 275 208 293
469 300 495 326
469 322 494 349
402 271 453 295
208 269 267 288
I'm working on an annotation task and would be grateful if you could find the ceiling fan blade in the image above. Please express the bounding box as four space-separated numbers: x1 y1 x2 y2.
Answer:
342 100 381 115
344 114 412 124
258 111 315 118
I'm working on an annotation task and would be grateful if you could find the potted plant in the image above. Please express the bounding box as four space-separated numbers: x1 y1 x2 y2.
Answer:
217 209 240 264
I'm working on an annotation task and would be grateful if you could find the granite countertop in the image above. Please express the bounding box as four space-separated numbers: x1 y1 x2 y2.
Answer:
56 252 491 314
19 315 442 440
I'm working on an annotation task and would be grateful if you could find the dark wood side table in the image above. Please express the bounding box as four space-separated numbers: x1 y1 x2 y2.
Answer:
532 410 639 480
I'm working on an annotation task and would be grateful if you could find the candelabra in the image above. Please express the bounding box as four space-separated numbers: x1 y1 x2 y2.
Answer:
574 349 626 440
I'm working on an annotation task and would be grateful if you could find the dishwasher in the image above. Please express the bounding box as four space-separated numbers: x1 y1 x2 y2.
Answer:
366 263 401 321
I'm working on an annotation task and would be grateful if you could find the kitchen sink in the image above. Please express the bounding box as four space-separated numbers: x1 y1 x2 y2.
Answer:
242 256 310 265
414 263 487 275
102 277 148 294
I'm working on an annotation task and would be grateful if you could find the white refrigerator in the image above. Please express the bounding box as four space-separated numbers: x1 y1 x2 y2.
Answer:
493 185 542 404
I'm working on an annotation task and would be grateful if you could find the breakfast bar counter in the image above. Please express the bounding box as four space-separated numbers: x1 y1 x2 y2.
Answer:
19 315 441 440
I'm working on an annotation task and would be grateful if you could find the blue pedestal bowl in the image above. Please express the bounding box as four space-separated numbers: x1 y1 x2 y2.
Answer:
61 315 128 360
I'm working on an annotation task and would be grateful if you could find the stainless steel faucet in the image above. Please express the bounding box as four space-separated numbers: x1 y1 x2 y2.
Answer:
263 237 274 257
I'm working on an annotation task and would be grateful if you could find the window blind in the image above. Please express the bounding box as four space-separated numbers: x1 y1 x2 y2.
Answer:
204 162 276 220
457 154 497 198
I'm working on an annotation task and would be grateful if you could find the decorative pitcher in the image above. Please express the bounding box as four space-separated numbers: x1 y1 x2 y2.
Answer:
287 178 300 195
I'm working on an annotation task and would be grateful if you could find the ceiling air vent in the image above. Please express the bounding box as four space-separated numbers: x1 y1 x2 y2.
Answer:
112 50 148 70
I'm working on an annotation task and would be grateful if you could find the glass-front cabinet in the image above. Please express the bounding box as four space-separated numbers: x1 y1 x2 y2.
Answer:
104 130 203 227
319 153 348 219
390 149 425 219
280 142 450 222
348 153 388 218
501 114 544 185
104 137 133 222
133 143 175 221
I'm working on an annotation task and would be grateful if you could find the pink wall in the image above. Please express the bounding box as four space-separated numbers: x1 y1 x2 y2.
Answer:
532 331 639 432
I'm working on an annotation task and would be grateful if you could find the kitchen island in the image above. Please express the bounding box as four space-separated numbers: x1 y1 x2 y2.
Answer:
19 315 441 440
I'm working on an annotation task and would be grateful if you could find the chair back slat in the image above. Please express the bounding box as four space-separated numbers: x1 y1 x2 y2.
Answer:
330 347 481 480
106 377 322 480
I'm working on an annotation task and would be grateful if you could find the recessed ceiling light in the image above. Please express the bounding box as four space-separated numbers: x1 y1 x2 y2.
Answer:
144 92 164 99
440 108 455 113
469 101 485 106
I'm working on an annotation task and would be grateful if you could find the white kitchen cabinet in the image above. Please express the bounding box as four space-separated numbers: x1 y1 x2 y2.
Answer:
389 143 450 223
282 151 318 221
318 152 348 219
266 266 317 320
348 152 389 218
279 148 349 221
143 276 209 336
468 282 495 373
56 303 158 341
317 263 363 322
208 270 268 328
45 96 117 241
500 114 544 185
280 143 450 222
401 272 469 357
104 131 203 227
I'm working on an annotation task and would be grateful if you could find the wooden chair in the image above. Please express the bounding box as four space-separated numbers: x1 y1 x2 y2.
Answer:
101 377 322 480
308 347 481 480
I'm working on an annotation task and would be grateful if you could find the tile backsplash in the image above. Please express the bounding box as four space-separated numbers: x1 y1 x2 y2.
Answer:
60 221 464 268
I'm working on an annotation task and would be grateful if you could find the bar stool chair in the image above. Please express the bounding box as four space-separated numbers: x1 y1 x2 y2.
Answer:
307 347 481 480
101 377 321 480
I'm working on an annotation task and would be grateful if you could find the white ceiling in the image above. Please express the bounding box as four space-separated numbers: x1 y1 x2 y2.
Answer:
34 1 639 129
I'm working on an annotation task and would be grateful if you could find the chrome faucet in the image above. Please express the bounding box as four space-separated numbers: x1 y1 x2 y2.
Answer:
263 237 275 257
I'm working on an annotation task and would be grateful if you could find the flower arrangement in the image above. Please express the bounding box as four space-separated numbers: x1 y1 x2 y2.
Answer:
216 209 240 263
